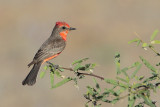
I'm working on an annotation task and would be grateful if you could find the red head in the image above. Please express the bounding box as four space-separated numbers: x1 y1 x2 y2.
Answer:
55 21 76 41
56 22 70 28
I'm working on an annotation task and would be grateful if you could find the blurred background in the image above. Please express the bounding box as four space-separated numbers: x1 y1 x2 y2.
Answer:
1 0 160 107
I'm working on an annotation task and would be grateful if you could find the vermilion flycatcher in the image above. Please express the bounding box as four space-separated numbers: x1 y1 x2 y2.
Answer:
22 22 76 86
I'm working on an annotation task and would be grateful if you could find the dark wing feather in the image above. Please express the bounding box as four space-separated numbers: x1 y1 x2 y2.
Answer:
33 39 66 63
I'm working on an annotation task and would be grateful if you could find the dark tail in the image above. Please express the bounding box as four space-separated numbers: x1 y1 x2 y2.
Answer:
22 61 42 86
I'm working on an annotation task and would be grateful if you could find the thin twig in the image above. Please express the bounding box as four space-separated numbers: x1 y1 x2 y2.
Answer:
60 67 104 80
134 32 160 56
134 32 143 43
46 61 104 80
77 72 104 80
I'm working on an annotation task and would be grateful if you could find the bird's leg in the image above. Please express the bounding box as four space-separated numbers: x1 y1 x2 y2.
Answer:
46 61 59 69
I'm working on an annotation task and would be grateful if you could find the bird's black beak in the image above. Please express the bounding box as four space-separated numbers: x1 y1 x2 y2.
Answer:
69 27 76 30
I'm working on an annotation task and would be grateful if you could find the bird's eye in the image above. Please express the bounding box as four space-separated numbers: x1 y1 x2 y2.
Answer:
62 26 66 29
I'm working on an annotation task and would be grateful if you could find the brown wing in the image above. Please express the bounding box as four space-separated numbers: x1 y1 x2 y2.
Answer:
33 38 66 63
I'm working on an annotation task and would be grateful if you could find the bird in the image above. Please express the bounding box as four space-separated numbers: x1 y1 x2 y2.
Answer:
22 22 76 86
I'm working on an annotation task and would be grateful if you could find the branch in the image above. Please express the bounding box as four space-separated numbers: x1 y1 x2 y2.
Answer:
134 32 160 56
46 61 104 80
117 82 160 101
134 82 160 90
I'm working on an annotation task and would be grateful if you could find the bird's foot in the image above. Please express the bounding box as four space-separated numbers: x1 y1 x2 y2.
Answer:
46 61 59 69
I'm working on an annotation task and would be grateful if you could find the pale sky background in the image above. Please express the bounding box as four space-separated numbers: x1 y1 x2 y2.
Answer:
1 0 160 107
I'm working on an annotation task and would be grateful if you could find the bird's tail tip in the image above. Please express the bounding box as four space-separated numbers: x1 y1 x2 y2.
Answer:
22 78 36 86
22 61 42 86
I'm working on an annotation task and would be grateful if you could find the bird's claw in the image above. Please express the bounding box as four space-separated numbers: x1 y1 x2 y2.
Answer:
46 61 59 69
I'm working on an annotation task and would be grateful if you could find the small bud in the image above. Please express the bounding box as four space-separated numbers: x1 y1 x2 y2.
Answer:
61 75 65 78
89 69 93 73
151 41 155 44
143 48 147 50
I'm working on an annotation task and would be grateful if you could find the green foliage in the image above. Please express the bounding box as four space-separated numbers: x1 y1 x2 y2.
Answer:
151 40 160 44
52 77 72 89
39 65 48 78
84 53 160 107
84 30 160 107
40 71 46 78
128 94 136 107
128 38 139 44
40 30 160 107
40 58 96 89
115 52 120 74
130 63 142 79
72 58 96 72
150 29 159 41
139 56 157 72
50 71 54 88
72 58 89 65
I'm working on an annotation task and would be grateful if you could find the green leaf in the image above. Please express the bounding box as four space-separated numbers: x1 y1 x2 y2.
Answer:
101 99 112 103
128 38 139 44
142 43 148 48
156 62 160 66
85 63 91 68
43 65 48 70
121 67 129 78
96 95 103 100
130 63 142 79
50 72 54 89
104 79 128 88
129 62 140 68
139 56 157 72
150 29 159 41
116 77 128 83
115 53 120 74
93 78 101 92
86 86 98 96
104 88 119 96
72 78 79 87
117 62 140 77
132 83 144 89
135 103 143 107
73 63 82 71
58 68 64 72
139 76 144 80
91 63 96 68
55 71 62 78
40 71 46 78
53 77 72 88
72 58 89 65
87 86 93 95
151 40 160 44
116 87 126 95
128 94 136 107
137 40 141 46
153 86 157 93
78 64 91 71
111 98 119 104
136 76 144 81
143 75 157 83
85 103 89 107
140 94 156 107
